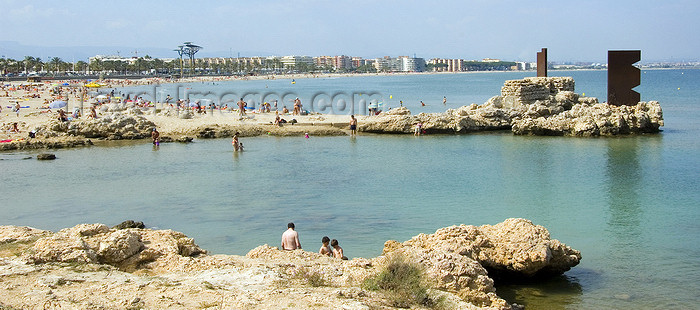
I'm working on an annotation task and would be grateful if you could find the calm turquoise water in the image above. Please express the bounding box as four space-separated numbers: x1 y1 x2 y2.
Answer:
2 70 699 309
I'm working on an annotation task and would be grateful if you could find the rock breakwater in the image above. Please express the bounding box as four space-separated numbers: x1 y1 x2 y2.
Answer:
0 218 578 309
361 77 663 136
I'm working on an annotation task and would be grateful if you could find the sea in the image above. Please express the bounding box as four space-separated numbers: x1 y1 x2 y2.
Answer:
1 69 699 309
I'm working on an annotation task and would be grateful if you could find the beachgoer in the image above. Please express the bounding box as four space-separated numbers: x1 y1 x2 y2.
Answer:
281 222 301 250
151 128 160 145
414 122 422 136
293 97 301 115
319 236 332 256
237 98 246 117
282 106 289 114
10 122 19 133
304 132 309 139
89 106 97 119
238 142 244 151
232 132 240 151
421 101 425 107
57 109 67 122
400 100 403 107
273 99 278 111
443 96 447 105
350 115 357 136
274 113 282 126
331 239 347 260
15 102 21 117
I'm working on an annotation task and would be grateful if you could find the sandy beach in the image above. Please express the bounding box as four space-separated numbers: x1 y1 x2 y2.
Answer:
0 74 376 143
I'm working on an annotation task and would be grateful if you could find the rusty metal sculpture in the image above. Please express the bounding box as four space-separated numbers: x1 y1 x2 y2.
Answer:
608 50 641 106
537 48 547 77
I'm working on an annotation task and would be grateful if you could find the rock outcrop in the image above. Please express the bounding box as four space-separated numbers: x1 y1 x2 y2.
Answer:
0 226 51 244
1 219 578 309
384 218 581 279
0 136 93 151
361 77 663 136
22 223 206 271
380 242 509 308
36 112 156 140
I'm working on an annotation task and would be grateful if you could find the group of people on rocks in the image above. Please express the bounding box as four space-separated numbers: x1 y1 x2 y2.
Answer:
281 222 347 260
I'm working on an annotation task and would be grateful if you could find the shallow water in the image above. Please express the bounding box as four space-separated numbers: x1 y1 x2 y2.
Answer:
2 69 699 309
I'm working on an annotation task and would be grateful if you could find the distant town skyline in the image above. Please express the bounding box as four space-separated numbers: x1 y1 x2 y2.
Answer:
1 0 698 62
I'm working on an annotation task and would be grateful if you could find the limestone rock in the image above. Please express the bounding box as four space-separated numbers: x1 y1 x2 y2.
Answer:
389 218 581 279
97 230 143 264
28 233 98 264
477 219 581 277
60 223 110 237
383 106 411 116
23 224 206 270
512 101 664 136
0 226 51 244
381 246 509 309
361 77 662 136
37 113 156 140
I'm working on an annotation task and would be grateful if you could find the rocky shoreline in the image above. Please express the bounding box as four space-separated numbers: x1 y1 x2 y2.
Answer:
1 76 664 152
0 218 580 309
361 77 663 136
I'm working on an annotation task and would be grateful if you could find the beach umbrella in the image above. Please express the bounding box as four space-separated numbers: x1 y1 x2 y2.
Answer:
95 95 108 99
49 100 67 109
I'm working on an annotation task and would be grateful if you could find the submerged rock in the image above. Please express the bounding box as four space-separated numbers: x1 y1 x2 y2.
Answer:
36 153 56 160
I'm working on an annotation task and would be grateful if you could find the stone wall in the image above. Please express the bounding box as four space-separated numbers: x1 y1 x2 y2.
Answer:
500 77 575 104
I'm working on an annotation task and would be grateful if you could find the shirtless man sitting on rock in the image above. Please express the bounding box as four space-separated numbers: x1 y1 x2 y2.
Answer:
281 222 301 250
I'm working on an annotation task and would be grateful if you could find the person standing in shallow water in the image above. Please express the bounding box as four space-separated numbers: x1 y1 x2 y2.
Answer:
151 128 160 145
232 132 240 151
281 222 301 250
349 115 358 136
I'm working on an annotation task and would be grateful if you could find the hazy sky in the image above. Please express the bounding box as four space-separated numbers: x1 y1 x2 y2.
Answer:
1 0 698 62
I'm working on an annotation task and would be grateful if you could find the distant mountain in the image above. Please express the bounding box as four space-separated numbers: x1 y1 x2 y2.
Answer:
0 41 273 61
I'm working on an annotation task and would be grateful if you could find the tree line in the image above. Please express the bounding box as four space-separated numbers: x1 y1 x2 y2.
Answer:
1 55 380 77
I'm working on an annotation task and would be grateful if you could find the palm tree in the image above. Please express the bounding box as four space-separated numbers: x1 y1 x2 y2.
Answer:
23 56 36 73
35 58 43 73
75 61 88 73
89 59 103 73
50 57 63 74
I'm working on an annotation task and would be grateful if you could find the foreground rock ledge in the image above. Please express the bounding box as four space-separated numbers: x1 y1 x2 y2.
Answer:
0 218 579 309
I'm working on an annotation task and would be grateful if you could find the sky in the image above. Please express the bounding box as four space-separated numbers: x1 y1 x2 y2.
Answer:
0 0 698 62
